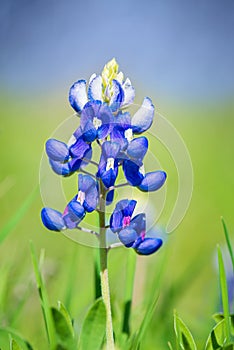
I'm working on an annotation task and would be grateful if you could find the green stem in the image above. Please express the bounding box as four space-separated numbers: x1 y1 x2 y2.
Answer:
99 182 115 349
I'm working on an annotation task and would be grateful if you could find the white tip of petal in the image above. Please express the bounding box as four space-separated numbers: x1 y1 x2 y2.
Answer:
122 78 135 107
131 97 154 134
88 75 103 102
89 73 97 84
69 80 88 113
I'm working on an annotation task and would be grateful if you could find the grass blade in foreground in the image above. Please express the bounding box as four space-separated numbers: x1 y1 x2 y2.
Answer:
217 245 231 344
30 242 56 349
221 217 234 270
173 310 197 350
10 338 24 350
0 328 33 350
205 317 234 349
78 298 106 350
0 186 39 244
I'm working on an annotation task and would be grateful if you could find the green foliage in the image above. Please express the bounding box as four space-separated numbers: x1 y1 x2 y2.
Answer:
0 186 39 245
205 317 234 349
173 311 197 350
51 307 76 350
10 338 24 350
30 242 77 350
78 298 106 350
217 245 232 343
30 242 57 349
0 328 33 350
221 218 234 270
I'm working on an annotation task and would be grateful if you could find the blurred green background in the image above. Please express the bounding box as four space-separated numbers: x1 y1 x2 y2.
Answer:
1 0 234 349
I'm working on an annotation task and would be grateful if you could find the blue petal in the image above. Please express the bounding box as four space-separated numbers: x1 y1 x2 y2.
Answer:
131 97 154 134
106 190 114 205
118 228 138 247
110 199 136 232
80 147 92 169
88 75 103 101
116 199 137 218
109 79 124 112
78 174 96 192
82 121 97 142
102 141 120 159
110 128 128 151
96 104 113 139
127 137 148 160
69 80 88 113
41 208 65 231
69 138 90 159
110 208 123 233
68 158 82 173
49 159 71 176
46 139 69 162
135 237 163 255
80 100 102 126
122 78 135 107
130 213 146 235
123 159 144 186
99 168 118 188
84 184 99 212
138 171 167 192
67 200 85 223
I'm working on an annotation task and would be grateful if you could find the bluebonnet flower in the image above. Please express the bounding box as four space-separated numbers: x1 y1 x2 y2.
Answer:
97 141 120 189
42 58 167 261
45 127 92 176
41 174 98 231
80 101 113 142
120 137 167 191
69 58 135 114
110 97 154 150
110 199 163 255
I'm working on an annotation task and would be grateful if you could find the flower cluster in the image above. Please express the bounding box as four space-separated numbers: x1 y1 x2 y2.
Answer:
41 59 167 255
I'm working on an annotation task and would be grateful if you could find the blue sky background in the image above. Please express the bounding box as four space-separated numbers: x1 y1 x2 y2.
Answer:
1 0 234 101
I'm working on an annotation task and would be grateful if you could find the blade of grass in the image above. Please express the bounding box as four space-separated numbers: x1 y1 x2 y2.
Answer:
0 186 39 244
217 245 231 344
122 249 136 336
94 248 101 300
30 241 56 349
221 217 234 270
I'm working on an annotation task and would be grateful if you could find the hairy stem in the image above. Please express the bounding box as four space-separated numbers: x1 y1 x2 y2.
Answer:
99 182 115 349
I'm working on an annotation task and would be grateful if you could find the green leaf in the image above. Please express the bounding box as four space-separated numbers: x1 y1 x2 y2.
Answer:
173 311 197 350
0 328 33 350
57 301 74 337
205 318 227 349
10 338 23 350
217 245 231 343
78 298 106 350
0 186 39 244
213 314 234 325
221 217 234 270
30 242 56 349
51 307 76 350
168 341 175 350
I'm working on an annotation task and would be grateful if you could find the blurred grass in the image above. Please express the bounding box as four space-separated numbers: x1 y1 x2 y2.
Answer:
0 91 234 349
